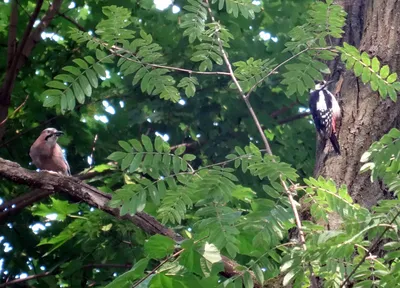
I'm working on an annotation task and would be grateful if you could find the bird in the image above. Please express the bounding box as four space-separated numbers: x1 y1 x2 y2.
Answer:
29 128 71 175
309 80 341 154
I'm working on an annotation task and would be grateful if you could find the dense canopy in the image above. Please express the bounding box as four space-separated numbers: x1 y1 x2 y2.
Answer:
0 0 400 287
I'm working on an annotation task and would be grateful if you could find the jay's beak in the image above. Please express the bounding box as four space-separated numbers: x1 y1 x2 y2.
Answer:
54 131 64 137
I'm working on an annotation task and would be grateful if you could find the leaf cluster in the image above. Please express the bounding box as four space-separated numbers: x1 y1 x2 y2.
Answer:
338 43 400 101
281 0 346 97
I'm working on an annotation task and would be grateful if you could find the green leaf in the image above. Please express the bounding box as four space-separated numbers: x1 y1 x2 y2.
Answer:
387 73 397 84
361 67 371 84
60 94 67 113
73 82 85 104
63 66 81 76
144 235 175 259
380 65 390 79
354 61 363 77
253 264 264 285
129 139 144 152
78 75 92 97
104 258 149 288
84 56 95 64
93 63 107 77
121 153 134 170
107 151 128 161
43 95 60 107
183 154 196 161
371 57 380 72
119 141 132 152
388 86 397 102
174 145 186 156
129 153 143 172
141 135 153 152
66 88 75 110
200 242 221 263
154 136 163 153
86 69 98 88
243 271 254 288
361 52 370 66
54 74 75 83
46 81 67 89
173 156 180 174
73 58 89 69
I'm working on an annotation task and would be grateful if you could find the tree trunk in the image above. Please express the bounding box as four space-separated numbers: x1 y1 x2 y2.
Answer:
315 0 400 213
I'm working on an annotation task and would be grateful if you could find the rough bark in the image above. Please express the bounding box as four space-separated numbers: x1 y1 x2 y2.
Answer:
315 0 400 211
0 157 261 287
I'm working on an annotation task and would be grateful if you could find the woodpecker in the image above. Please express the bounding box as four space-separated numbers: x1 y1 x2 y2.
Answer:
309 80 341 154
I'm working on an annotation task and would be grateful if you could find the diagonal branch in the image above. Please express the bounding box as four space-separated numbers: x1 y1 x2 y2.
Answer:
0 157 260 287
58 12 85 31
0 271 54 288
277 112 311 125
340 209 400 287
109 46 232 76
204 1 316 286
0 94 29 126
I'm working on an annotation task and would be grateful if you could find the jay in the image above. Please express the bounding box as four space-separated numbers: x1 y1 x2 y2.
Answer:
29 128 71 175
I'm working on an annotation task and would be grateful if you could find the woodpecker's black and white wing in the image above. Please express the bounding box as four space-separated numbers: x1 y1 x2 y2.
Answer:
309 81 341 154
309 89 333 138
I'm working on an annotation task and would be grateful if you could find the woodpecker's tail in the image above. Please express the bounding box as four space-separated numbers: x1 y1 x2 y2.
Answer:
329 133 341 155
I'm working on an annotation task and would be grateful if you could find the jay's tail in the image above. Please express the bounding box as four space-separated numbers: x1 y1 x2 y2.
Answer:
329 133 341 155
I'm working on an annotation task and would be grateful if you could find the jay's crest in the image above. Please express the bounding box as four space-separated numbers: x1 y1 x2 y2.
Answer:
29 128 71 175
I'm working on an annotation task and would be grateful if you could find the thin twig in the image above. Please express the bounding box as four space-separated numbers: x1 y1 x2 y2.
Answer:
277 112 311 125
340 209 400 287
0 271 53 287
245 46 334 99
82 263 132 269
270 101 299 118
132 249 185 288
58 12 85 31
204 1 316 286
109 47 232 76
57 15 231 77
245 48 310 99
0 95 29 126
0 92 124 148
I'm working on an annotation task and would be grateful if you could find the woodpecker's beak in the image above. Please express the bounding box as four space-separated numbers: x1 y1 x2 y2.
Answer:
54 131 64 137
325 80 334 86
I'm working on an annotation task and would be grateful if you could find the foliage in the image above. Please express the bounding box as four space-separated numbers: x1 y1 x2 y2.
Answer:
281 0 346 99
337 43 400 101
1 0 400 288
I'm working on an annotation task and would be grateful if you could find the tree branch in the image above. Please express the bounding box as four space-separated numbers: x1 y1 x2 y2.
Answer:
0 0 63 139
6 0 18 75
245 47 310 99
0 94 29 126
204 1 316 286
82 263 132 269
109 46 232 76
0 157 260 287
58 12 85 31
277 112 311 125
0 271 53 287
1 0 43 107
340 209 400 287
0 188 54 221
